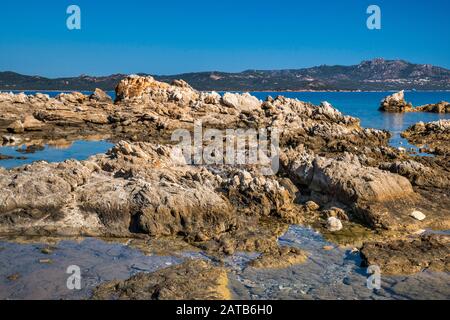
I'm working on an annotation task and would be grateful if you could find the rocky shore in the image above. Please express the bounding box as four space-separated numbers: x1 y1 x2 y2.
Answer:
402 119 450 155
380 90 449 113
1 76 449 299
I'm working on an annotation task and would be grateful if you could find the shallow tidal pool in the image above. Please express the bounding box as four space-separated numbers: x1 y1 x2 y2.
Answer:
0 227 448 300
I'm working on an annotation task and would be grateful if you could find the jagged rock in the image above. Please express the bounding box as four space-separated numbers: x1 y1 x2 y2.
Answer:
0 76 448 241
92 259 231 300
379 160 450 188
34 93 50 101
283 148 418 229
0 92 28 104
285 150 415 204
1 135 21 145
171 79 194 90
415 101 450 113
199 91 221 105
114 75 200 107
0 141 296 247
89 88 112 103
0 76 390 156
115 75 171 102
22 115 44 131
379 90 413 112
56 92 87 104
323 207 349 221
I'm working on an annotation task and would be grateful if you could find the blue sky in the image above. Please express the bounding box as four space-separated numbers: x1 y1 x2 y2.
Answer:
0 0 449 77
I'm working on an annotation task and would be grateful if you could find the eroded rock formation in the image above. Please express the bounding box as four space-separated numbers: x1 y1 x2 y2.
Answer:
379 91 413 112
402 120 450 155
1 75 449 281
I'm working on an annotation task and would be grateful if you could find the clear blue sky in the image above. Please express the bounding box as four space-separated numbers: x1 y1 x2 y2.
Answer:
0 0 449 77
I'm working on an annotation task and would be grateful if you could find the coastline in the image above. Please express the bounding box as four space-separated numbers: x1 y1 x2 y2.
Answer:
2 89 450 93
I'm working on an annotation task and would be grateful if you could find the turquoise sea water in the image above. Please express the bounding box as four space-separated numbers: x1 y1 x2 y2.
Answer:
250 91 450 148
1 91 450 169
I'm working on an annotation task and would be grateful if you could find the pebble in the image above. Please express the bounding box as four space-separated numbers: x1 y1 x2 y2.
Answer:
40 247 53 255
39 259 52 264
326 217 343 232
410 210 426 221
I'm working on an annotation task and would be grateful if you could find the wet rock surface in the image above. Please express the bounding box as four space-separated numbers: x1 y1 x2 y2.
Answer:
361 234 450 275
92 259 231 300
402 119 450 155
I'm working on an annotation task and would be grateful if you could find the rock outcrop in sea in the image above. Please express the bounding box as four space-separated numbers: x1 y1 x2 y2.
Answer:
415 101 450 113
401 119 450 155
380 91 449 113
379 90 413 112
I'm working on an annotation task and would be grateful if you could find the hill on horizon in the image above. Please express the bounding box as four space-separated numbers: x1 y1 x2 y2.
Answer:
1 59 449 92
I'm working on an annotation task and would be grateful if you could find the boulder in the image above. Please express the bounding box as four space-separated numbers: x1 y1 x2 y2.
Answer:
415 101 450 113
284 149 418 229
287 151 415 204
56 92 87 104
115 75 171 102
305 200 320 211
114 75 200 105
89 88 113 103
221 92 261 113
379 90 413 112
0 141 296 247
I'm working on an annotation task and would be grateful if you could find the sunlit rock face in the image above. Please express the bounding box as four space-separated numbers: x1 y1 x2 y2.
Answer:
379 90 413 112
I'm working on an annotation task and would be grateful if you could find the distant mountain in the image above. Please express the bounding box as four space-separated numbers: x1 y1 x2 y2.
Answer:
1 59 449 92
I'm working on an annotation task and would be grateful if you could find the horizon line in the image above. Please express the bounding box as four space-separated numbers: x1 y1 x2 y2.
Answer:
2 58 449 79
